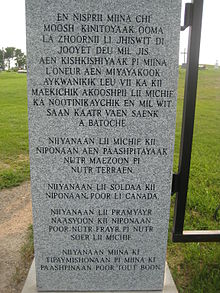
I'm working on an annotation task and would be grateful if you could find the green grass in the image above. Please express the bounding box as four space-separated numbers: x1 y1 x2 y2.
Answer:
0 69 220 292
0 72 29 189
13 225 34 287
168 67 220 292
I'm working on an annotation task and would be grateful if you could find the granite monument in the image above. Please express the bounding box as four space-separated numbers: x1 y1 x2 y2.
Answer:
26 0 181 291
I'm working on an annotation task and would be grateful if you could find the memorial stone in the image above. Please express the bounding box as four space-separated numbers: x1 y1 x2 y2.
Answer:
26 0 181 291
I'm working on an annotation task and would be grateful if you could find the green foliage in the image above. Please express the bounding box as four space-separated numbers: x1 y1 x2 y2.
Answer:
15 49 26 68
4 47 16 69
0 49 4 69
0 47 26 70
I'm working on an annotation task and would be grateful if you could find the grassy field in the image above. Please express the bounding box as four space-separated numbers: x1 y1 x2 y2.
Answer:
0 72 29 189
168 68 220 292
0 70 220 292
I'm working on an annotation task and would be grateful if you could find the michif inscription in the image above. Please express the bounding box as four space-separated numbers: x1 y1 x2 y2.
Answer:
26 0 181 291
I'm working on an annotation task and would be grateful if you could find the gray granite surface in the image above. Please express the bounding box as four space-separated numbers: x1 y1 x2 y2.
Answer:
22 260 178 293
26 0 181 291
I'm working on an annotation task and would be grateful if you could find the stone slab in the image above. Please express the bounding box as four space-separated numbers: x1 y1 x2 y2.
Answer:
26 0 181 291
22 260 178 293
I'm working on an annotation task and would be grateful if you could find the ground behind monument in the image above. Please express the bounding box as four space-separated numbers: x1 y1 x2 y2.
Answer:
0 69 219 292
0 181 32 293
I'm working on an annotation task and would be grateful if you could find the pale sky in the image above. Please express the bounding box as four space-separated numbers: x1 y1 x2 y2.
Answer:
0 0 219 65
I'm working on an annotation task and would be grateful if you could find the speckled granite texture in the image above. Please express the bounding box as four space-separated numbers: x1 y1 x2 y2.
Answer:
26 0 181 291
22 260 178 293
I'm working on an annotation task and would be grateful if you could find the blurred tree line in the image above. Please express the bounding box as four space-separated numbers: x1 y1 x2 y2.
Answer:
0 47 26 70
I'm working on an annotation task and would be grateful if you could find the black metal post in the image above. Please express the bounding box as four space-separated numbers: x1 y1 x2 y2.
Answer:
172 0 203 239
172 0 220 242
